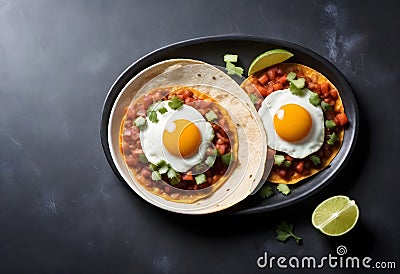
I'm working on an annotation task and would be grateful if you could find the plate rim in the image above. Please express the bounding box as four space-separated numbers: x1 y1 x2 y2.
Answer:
100 34 359 214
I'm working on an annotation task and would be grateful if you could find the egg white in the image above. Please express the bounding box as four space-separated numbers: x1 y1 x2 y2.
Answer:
140 100 214 172
258 88 325 159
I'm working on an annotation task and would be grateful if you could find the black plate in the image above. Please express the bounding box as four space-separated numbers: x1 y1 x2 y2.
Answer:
100 35 359 214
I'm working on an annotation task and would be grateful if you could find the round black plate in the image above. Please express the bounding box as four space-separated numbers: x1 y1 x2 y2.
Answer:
100 35 359 214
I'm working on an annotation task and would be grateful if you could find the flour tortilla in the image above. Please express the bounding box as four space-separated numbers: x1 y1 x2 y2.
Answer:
120 59 269 208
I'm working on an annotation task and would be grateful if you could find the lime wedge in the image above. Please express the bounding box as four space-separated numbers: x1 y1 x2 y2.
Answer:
248 49 294 76
311 195 359 236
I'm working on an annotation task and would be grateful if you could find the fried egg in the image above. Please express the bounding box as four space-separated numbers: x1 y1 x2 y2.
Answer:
140 100 214 172
258 89 324 159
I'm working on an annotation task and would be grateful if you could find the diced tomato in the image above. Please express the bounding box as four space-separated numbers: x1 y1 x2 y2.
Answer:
273 83 283 91
336 113 348 126
295 161 304 173
182 172 193 181
329 89 338 98
285 155 294 161
216 144 226 155
321 82 329 94
255 84 270 97
258 73 269 85
278 75 287 84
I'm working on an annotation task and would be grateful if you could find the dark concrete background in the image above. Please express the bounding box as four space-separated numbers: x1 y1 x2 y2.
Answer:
0 0 399 273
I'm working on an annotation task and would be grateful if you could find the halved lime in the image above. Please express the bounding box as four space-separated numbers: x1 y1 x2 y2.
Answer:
311 195 359 236
247 49 294 76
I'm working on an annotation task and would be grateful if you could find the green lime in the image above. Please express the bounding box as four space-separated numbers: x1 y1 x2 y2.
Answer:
247 49 294 76
311 195 359 236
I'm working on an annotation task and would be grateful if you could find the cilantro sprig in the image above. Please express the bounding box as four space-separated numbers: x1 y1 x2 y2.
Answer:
309 155 321 166
276 221 302 244
259 186 274 199
158 107 168 114
274 155 291 167
287 72 305 95
147 110 159 123
277 184 291 195
309 92 321 106
168 96 184 110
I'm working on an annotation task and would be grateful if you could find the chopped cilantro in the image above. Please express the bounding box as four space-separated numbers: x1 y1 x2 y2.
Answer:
149 163 157 172
225 61 235 71
224 53 244 76
167 168 177 179
309 92 322 106
195 174 206 185
277 184 291 195
149 161 181 185
151 171 161 181
226 61 244 76
249 93 258 104
274 155 285 166
167 168 181 185
158 165 169 175
221 152 232 165
325 120 336 129
205 110 218 122
276 221 302 244
274 155 291 167
168 96 184 110
134 116 147 130
321 101 332 111
224 54 238 63
138 153 148 164
148 110 158 123
309 155 321 166
327 132 339 145
170 177 180 186
259 186 274 199
233 66 244 76
158 107 168 114
156 159 167 167
283 160 292 167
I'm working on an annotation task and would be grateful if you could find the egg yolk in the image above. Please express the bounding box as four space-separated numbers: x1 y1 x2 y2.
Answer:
273 104 312 142
163 119 202 158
